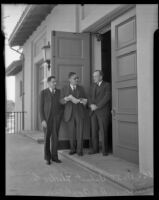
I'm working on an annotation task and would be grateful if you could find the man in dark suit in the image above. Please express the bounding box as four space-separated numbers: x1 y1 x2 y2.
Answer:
60 72 87 156
40 76 63 165
88 70 111 156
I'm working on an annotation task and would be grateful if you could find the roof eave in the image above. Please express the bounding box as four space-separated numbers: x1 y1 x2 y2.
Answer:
6 60 22 76
8 4 57 47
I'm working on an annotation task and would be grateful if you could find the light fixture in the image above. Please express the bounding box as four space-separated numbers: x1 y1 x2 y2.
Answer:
42 42 51 70
95 33 103 42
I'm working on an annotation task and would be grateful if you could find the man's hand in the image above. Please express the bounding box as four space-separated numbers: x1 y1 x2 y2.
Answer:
71 96 80 104
79 98 87 106
42 120 47 128
64 95 73 102
90 104 98 111
64 95 80 104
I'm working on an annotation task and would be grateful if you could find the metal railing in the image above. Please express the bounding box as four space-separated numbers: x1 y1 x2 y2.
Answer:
5 111 27 134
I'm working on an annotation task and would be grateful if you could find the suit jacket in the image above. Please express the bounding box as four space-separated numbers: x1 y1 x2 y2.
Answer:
40 88 63 123
60 84 86 122
89 81 111 116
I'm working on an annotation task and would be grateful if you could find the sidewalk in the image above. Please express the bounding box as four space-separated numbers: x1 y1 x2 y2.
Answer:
6 134 133 196
21 130 153 195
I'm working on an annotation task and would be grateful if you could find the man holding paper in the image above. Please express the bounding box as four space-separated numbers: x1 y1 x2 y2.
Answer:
60 72 87 156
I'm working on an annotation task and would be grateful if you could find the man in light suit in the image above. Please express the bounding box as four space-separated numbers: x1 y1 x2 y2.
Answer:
40 76 63 165
88 70 111 156
60 72 87 156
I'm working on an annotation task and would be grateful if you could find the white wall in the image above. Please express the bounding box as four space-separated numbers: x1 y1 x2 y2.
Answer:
14 71 22 111
23 41 32 131
46 4 77 41
79 4 120 31
136 4 158 177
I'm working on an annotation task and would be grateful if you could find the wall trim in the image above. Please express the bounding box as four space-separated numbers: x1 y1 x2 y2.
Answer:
81 4 135 33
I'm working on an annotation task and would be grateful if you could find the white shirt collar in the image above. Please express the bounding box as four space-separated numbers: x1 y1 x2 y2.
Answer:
70 84 76 90
98 80 103 86
49 87 55 93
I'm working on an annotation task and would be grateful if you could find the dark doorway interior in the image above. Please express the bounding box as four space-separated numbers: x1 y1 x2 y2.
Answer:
101 30 112 152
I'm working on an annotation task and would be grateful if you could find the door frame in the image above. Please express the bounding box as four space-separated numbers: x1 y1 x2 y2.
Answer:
88 7 138 160
34 59 43 131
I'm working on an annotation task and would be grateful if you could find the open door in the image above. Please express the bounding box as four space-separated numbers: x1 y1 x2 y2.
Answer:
51 31 91 148
111 8 139 163
51 31 90 92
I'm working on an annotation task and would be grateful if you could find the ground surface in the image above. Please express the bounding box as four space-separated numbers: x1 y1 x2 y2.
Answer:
6 133 133 196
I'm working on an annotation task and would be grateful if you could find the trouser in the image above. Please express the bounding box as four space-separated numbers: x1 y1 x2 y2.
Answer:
67 113 84 154
43 115 61 160
90 112 110 154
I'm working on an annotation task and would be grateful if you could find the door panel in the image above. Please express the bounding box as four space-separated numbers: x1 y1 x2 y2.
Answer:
116 16 136 49
52 31 90 93
111 8 138 163
51 31 91 144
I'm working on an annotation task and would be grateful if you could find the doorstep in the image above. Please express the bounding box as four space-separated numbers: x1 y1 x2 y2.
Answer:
59 149 153 194
20 130 44 143
20 130 153 194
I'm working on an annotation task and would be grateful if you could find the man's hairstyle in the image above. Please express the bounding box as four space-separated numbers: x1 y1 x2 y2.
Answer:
68 72 76 79
94 70 104 77
47 76 56 82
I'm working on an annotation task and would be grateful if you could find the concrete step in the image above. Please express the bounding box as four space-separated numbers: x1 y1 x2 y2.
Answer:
59 150 153 195
20 130 153 195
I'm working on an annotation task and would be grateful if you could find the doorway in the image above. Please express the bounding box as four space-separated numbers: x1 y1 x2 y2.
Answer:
36 61 45 131
101 30 112 153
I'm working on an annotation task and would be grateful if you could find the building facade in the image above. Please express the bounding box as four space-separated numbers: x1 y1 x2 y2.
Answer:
8 4 157 177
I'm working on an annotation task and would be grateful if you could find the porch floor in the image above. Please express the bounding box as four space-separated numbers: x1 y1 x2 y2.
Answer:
20 130 153 195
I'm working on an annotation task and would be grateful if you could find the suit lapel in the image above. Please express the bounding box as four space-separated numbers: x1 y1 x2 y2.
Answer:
93 84 97 100
75 85 80 98
46 88 52 118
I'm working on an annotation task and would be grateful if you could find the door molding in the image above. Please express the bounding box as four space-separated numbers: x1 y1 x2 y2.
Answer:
82 4 135 33
33 59 43 130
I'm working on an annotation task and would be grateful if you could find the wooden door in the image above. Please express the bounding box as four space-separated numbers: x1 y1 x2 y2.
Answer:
111 8 138 163
51 31 90 92
51 31 91 145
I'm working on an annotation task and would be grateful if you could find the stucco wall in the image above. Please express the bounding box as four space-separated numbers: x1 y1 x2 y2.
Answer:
79 4 120 32
14 71 22 112
23 41 32 131
136 4 157 177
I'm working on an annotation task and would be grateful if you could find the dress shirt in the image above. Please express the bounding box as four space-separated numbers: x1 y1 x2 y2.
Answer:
97 80 103 86
70 84 76 91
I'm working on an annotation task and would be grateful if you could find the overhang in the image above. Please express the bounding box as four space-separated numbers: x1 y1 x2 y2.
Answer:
9 4 57 47
6 60 22 76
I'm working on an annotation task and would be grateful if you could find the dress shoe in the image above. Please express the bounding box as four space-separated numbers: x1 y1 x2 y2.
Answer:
103 152 109 156
52 158 62 163
46 160 51 165
77 152 83 156
88 150 98 155
69 150 76 155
